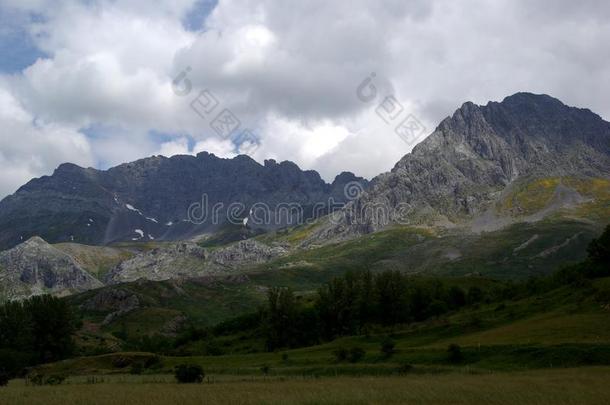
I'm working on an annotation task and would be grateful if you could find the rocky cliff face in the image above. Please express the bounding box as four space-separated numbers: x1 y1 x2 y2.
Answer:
104 239 287 284
0 153 367 250
310 93 610 242
0 237 102 300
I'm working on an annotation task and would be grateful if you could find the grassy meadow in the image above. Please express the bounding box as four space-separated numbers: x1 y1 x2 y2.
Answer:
1 177 608 403
2 368 610 405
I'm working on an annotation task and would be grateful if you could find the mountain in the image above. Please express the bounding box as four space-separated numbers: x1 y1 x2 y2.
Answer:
1 92 608 301
0 153 368 250
0 237 102 300
310 93 610 242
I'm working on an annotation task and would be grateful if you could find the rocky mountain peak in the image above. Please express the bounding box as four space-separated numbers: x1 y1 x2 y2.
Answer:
310 93 610 243
20 236 47 247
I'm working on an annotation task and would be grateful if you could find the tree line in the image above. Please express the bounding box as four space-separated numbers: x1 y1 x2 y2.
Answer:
262 271 486 350
0 295 76 380
261 224 610 350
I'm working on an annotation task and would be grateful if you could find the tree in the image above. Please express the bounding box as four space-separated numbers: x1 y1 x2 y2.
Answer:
0 295 76 372
265 287 298 350
586 225 610 277
374 271 408 325
467 286 484 305
24 295 76 362
447 286 466 309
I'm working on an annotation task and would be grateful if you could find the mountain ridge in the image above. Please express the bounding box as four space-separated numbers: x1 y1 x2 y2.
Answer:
0 92 608 300
0 152 368 249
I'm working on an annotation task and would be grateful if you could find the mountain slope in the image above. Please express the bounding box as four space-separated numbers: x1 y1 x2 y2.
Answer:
0 153 367 250
310 93 610 242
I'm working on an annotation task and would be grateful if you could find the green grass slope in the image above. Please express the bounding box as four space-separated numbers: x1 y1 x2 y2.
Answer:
44 275 610 377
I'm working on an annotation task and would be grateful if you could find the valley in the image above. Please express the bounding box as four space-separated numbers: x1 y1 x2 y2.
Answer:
0 92 608 404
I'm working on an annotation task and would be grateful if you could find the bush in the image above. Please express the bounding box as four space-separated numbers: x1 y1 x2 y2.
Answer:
0 350 31 379
332 347 348 362
397 363 413 374
0 371 9 387
130 363 143 375
174 364 204 383
111 356 132 368
467 286 484 304
428 300 448 318
144 355 162 370
44 375 65 385
348 347 366 363
380 338 396 358
448 344 463 364
467 314 482 327
448 286 466 309
260 364 271 375
27 373 65 385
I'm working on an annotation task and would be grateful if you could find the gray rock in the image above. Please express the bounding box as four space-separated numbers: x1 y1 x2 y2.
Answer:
0 236 102 301
308 93 610 243
0 154 368 250
105 239 287 284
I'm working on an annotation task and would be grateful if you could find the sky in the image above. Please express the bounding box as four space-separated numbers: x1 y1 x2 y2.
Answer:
0 0 609 198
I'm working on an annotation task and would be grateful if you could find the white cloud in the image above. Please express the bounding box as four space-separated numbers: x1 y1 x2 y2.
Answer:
193 138 236 158
0 0 609 197
158 137 191 157
0 80 93 196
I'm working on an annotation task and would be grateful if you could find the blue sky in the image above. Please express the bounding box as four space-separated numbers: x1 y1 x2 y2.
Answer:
0 28 46 73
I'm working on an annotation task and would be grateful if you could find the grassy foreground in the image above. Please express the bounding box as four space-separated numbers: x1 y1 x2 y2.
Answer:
2 367 609 404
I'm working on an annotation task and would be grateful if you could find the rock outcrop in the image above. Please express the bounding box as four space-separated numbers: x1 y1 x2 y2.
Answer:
0 237 102 300
105 239 287 284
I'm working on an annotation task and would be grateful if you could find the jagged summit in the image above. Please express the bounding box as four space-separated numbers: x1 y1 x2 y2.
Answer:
0 153 367 249
311 92 610 241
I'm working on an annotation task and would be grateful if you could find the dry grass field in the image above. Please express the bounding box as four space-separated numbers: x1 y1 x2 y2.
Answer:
2 367 610 405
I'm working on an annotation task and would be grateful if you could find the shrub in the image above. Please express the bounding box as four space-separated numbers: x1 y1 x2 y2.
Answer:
260 364 271 375
448 344 463 364
144 355 162 369
174 364 204 383
44 375 65 385
428 300 448 318
467 286 484 304
111 356 132 368
27 373 65 385
281 353 289 362
332 347 348 362
467 314 482 327
0 349 31 379
0 371 9 387
348 347 366 363
448 286 466 309
397 363 413 374
380 338 396 358
130 363 143 375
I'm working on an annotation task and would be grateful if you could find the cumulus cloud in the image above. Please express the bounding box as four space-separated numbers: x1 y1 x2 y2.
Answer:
0 80 93 196
0 0 609 197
